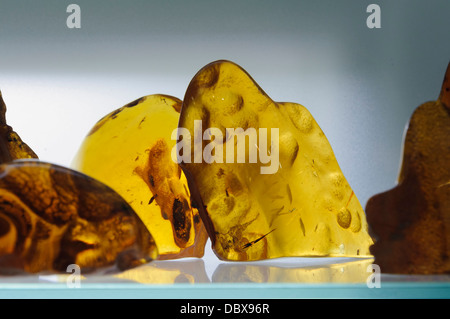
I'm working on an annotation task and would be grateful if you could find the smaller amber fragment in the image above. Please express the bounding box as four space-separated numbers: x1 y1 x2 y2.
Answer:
0 160 158 274
366 62 450 274
0 91 38 163
71 95 208 259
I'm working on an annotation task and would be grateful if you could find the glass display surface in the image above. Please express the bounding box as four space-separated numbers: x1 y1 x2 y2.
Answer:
1 253 449 298
0 1 449 300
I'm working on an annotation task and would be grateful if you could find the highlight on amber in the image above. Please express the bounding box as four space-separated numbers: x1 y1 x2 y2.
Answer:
366 62 450 274
177 60 374 261
72 94 208 260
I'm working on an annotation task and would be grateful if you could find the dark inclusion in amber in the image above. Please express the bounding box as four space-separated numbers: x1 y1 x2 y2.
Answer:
0 91 38 163
0 160 158 274
72 95 208 259
366 62 450 274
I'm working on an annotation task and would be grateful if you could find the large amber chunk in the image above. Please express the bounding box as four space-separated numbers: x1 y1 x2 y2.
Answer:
366 63 450 274
0 91 38 163
72 94 208 259
0 160 158 274
177 60 373 261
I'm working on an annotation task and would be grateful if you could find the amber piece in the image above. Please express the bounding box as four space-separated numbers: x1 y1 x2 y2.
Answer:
177 60 373 261
366 63 450 274
0 160 158 274
71 95 208 259
0 91 38 163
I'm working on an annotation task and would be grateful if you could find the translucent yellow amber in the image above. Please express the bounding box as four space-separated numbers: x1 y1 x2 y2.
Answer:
178 60 373 261
0 160 158 274
72 95 208 259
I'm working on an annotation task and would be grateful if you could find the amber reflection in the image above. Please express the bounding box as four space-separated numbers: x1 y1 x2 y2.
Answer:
112 259 210 284
31 258 210 284
212 258 375 283
3 258 379 284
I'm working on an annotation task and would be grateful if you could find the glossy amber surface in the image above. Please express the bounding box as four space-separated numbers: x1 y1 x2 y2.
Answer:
0 91 38 163
178 60 373 261
72 95 208 259
366 63 450 274
0 160 158 274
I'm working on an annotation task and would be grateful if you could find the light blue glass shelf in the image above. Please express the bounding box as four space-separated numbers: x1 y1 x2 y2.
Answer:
0 282 449 299
1 257 449 299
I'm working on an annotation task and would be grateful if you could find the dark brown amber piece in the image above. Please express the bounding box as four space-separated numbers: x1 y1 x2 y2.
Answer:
0 91 38 163
366 62 450 274
177 60 373 261
0 160 158 274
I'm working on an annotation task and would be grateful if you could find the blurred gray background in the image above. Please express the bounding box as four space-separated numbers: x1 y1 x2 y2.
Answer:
0 0 449 218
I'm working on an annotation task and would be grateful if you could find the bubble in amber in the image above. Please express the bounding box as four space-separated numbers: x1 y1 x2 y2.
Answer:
177 60 373 261
0 160 158 274
72 95 208 259
366 62 450 274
